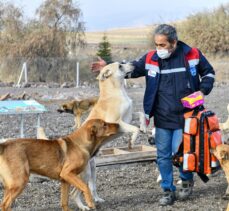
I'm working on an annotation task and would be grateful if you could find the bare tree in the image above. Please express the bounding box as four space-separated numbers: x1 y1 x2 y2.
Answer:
0 0 86 83
0 2 25 56
33 0 86 58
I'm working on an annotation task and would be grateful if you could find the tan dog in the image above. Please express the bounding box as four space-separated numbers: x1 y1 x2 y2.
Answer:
212 144 229 211
0 119 119 211
58 96 99 128
212 144 229 198
69 62 146 209
86 62 146 144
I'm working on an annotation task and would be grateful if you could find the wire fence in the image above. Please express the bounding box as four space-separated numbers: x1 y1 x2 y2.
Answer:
0 57 228 86
0 57 97 86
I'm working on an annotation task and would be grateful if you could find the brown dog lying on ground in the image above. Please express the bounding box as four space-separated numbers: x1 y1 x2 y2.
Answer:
58 96 99 129
0 119 119 211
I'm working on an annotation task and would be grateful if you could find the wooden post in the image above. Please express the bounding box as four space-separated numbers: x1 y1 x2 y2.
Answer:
95 145 157 166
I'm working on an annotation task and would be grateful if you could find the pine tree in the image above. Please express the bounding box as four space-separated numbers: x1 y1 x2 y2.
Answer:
96 34 112 63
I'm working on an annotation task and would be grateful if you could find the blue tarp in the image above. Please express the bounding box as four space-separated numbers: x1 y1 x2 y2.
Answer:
0 100 47 114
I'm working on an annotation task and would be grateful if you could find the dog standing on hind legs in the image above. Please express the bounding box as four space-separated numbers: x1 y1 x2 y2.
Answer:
0 119 119 211
85 62 147 147
59 62 147 209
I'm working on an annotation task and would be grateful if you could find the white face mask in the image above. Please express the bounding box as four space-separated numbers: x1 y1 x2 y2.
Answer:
156 48 172 59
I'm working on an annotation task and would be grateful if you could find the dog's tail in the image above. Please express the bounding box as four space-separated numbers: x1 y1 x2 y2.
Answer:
37 127 48 140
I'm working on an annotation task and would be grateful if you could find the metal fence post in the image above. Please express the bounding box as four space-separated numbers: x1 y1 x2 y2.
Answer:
76 62 79 88
16 62 28 87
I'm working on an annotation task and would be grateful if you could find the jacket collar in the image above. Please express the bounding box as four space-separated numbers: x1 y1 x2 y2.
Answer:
179 41 192 55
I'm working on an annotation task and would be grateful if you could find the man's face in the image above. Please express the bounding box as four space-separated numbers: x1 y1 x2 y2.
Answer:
154 34 176 52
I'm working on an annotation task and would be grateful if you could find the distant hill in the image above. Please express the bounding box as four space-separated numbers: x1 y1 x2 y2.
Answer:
85 25 153 47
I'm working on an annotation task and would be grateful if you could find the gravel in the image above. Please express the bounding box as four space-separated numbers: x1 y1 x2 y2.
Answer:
0 83 229 211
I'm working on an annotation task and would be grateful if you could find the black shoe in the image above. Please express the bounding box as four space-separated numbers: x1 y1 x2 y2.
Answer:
159 190 176 206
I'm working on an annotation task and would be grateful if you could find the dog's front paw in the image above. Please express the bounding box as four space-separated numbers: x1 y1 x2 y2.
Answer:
76 203 91 211
223 186 229 200
88 200 96 210
79 205 91 211
222 193 229 200
94 196 105 203
140 123 147 133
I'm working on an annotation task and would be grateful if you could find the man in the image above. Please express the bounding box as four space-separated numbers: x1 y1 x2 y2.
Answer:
91 24 215 206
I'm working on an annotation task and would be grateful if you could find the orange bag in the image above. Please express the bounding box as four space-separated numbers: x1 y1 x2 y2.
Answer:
183 153 196 171
184 117 198 135
173 107 223 182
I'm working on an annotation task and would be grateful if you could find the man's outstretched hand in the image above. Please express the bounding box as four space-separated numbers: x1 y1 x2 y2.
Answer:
91 57 107 72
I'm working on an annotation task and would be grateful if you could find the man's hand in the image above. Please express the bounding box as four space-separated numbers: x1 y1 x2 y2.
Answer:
199 90 205 99
91 57 107 73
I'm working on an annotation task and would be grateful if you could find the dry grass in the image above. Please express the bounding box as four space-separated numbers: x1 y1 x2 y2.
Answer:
209 58 229 82
85 26 153 46
1 3 229 83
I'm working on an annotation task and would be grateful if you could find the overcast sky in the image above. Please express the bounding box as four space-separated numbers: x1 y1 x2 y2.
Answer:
10 0 229 31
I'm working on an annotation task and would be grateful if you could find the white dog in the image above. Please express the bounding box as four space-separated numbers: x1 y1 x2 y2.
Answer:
69 62 146 210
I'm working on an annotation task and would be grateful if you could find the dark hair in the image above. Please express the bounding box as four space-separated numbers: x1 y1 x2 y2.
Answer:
154 24 178 43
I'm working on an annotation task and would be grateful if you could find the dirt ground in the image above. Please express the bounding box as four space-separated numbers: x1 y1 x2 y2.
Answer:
0 82 229 211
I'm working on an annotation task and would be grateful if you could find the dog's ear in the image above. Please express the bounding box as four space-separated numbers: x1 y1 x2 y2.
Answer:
90 124 103 140
57 104 67 113
90 122 105 138
96 69 112 81
90 125 97 136
221 150 229 160
62 104 68 109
